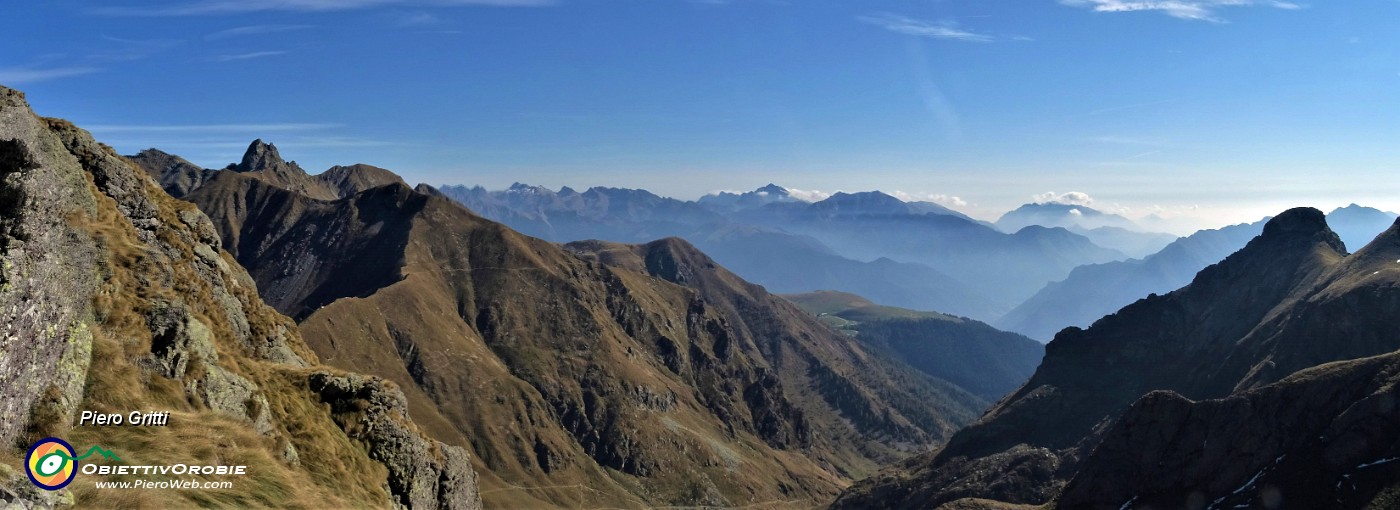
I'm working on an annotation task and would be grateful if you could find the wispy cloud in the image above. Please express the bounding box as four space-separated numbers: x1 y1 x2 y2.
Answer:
91 35 183 62
87 123 340 133
211 51 288 61
1059 0 1301 22
395 11 442 26
95 0 556 16
1077 98 1177 117
1086 135 1169 146
858 13 994 43
205 24 315 40
0 67 101 85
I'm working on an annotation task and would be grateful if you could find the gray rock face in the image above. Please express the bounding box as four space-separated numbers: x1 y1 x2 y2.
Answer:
0 87 100 449
309 372 484 510
0 84 485 507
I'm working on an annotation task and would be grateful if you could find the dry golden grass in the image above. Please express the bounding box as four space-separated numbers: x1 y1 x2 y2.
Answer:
0 133 396 508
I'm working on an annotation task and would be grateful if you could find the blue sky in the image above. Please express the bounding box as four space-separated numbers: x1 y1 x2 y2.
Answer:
5 0 1399 232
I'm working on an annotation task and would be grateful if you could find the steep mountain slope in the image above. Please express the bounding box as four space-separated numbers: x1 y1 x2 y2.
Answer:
784 291 1043 401
0 86 480 509
998 219 1266 341
834 208 1400 509
1001 206 1398 342
141 144 988 508
439 183 1006 321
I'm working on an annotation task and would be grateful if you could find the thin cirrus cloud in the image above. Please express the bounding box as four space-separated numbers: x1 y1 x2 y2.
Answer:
1058 0 1302 22
94 0 556 16
205 24 316 40
85 123 341 133
211 50 289 61
858 13 995 43
0 67 100 84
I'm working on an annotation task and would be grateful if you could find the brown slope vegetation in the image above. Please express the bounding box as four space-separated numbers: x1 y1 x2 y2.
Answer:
0 85 480 509
142 143 987 508
834 208 1400 509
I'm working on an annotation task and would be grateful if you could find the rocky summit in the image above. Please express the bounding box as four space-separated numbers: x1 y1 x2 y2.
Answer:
0 85 481 509
833 207 1400 509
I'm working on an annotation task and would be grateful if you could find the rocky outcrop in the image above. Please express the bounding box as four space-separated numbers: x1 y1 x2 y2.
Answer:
310 372 483 510
0 86 98 451
230 139 341 200
0 84 483 508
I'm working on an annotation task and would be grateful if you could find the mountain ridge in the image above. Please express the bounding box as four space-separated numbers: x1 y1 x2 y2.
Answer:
135 141 996 508
834 207 1400 509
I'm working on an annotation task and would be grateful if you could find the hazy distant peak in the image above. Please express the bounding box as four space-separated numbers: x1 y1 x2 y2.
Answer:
995 201 1142 234
1328 203 1397 216
697 183 805 212
754 183 789 195
1325 204 1399 251
506 182 553 194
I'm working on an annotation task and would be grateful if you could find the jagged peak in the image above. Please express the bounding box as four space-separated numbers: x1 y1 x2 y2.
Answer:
236 138 303 175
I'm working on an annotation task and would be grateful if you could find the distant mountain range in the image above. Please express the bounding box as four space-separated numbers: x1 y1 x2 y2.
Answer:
443 184 1153 318
440 183 1010 320
835 207 1400 509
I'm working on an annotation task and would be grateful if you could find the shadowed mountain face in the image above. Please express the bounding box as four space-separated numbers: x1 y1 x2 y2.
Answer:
1001 206 1398 342
136 143 991 508
998 219 1267 341
834 208 1400 509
